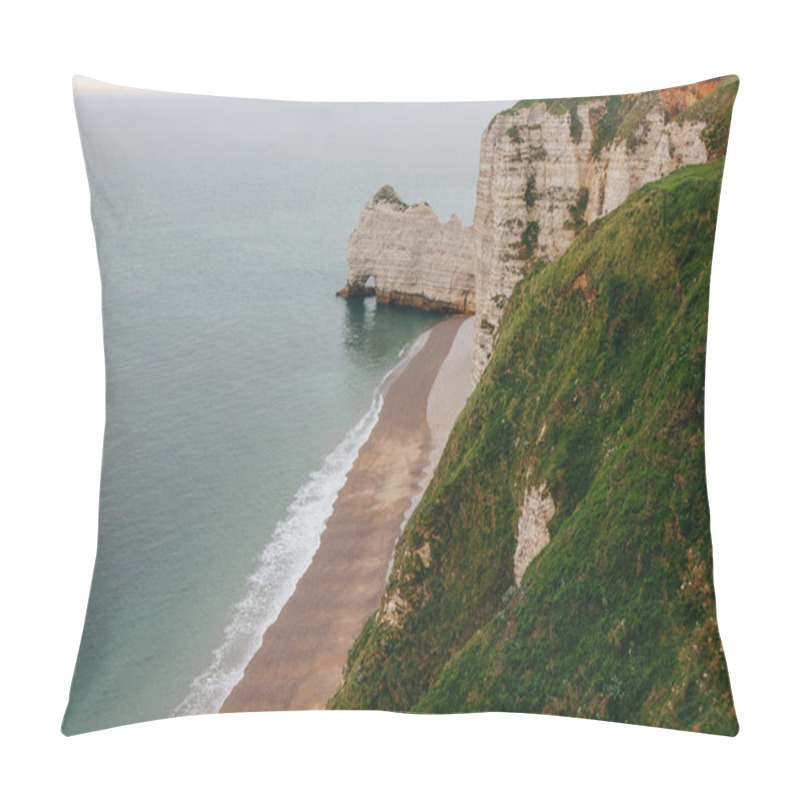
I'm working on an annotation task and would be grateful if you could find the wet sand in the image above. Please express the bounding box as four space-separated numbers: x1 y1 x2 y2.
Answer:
221 315 474 712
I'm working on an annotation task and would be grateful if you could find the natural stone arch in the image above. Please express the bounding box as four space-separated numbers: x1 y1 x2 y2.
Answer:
337 185 475 314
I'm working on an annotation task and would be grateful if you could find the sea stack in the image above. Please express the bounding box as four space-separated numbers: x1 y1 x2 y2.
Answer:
337 185 475 314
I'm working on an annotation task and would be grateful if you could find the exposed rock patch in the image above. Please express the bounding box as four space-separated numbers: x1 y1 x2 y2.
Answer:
514 483 555 586
569 271 594 302
381 590 410 628
659 78 722 120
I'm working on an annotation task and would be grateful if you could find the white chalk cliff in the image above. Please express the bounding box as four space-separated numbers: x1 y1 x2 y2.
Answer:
339 80 727 383
514 483 556 587
471 83 719 383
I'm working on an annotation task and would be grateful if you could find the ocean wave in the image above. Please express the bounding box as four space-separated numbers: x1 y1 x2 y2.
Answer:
173 328 431 716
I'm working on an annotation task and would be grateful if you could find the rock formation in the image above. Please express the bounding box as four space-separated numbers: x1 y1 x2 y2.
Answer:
337 185 475 314
514 483 555 587
331 81 739 733
471 80 724 383
338 79 737 385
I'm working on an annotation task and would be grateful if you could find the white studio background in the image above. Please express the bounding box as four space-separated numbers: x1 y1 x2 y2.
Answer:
2 2 796 797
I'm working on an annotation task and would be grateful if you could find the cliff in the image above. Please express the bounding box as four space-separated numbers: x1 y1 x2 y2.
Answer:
471 76 737 383
329 159 739 734
338 79 738 385
337 185 475 314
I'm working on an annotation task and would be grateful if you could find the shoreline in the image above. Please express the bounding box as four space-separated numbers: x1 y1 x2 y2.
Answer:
221 314 474 713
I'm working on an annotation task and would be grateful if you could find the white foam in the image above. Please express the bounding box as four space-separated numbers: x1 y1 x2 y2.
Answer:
391 329 430 381
173 327 432 717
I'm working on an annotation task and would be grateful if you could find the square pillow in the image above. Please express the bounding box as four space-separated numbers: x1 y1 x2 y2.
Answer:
64 75 738 735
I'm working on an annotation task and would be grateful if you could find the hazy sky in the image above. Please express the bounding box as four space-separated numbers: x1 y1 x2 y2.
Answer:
74 81 513 225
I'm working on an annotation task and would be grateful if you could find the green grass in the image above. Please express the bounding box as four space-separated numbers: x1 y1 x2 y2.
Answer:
589 95 637 157
490 78 737 164
372 184 409 209
494 97 588 143
674 76 739 159
329 160 737 735
543 98 585 143
615 91 661 151
564 187 589 231
674 76 739 124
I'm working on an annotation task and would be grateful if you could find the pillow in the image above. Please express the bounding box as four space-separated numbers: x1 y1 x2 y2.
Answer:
64 75 739 735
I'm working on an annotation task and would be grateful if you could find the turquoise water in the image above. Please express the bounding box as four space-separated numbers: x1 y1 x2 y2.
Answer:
63 91 509 734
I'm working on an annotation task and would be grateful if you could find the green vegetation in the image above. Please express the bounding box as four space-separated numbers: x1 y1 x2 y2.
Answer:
589 94 637 158
520 220 540 256
497 97 587 143
330 160 737 735
373 184 409 209
524 175 538 208
674 76 739 125
675 76 739 159
489 94 594 134
492 294 509 310
491 78 737 163
493 92 641 156
588 89 671 156
587 79 738 159
511 95 592 115
541 97 586 143
570 110 584 144
564 187 589 231
615 91 661 152
507 125 521 143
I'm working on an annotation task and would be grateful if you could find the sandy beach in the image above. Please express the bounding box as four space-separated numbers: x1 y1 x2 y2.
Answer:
221 314 474 712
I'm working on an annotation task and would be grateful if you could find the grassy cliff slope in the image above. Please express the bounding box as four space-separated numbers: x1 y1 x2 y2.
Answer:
330 158 737 735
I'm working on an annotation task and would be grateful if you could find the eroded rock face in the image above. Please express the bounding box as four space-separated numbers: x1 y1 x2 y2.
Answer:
514 483 555 587
471 93 712 384
339 83 723 382
338 185 475 315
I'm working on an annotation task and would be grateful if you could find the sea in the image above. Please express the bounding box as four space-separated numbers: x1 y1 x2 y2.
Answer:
63 89 509 734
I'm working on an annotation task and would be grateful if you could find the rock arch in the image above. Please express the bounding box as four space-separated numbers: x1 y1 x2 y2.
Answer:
337 185 475 315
